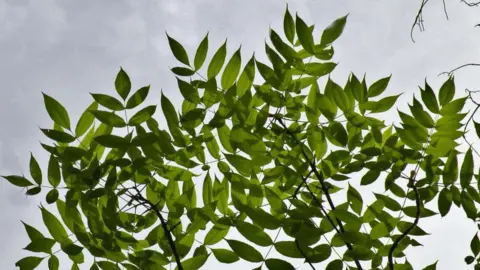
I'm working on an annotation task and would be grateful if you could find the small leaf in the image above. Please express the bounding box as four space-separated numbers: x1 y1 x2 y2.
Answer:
207 40 227 79
422 261 438 270
29 153 42 185
161 92 179 127
41 129 76 143
24 238 55 253
236 56 256 97
95 134 129 148
211 249 239 264
326 260 343 270
443 150 458 186
295 14 314 53
421 81 439 114
194 33 209 70
90 110 126 128
368 75 391 98
221 47 242 90
204 225 229 245
226 239 263 262
2 175 33 187
15 256 44 270
320 14 348 46
115 68 131 100
370 223 389 240
42 93 71 129
438 76 455 106
177 78 201 104
438 188 453 217
265 258 295 270
128 105 156 126
48 155 60 187
283 6 295 44
90 93 124 111
361 170 380 186
46 189 59 204
48 255 60 270
126 86 150 109
75 101 97 137
461 147 474 189
41 207 69 243
167 33 190 66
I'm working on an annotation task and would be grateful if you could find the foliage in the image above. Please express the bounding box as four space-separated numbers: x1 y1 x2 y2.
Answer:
4 5 480 270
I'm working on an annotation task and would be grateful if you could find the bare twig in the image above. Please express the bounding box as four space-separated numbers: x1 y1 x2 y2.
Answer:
438 63 480 77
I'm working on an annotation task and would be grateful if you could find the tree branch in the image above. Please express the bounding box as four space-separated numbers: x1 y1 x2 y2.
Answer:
295 239 316 270
438 63 480 77
388 175 421 269
272 116 363 270
132 189 184 270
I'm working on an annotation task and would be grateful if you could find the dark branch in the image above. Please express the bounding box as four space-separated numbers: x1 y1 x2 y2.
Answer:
131 188 184 270
295 239 316 270
438 63 480 77
272 116 363 270
388 176 421 269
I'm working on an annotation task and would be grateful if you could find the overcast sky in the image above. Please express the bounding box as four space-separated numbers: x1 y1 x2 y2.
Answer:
1 0 480 269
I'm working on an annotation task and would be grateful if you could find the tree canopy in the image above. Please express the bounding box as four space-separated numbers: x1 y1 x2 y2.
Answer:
4 5 480 270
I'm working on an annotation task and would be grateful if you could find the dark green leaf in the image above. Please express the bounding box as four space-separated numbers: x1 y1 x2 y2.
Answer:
48 155 60 187
361 170 380 186
283 6 295 44
194 33 209 70
128 105 156 126
42 93 71 129
367 75 391 98
167 33 190 66
95 134 129 148
438 76 455 106
211 249 239 264
265 258 295 270
126 86 150 109
204 225 229 245
29 153 42 185
177 78 201 103
326 260 343 270
41 129 76 143
207 40 227 79
295 14 314 53
41 207 69 243
161 93 179 127
48 255 60 270
461 148 474 189
421 81 439 114
15 256 43 270
320 14 348 46
227 239 263 262
90 93 124 111
75 101 97 137
115 68 131 100
46 189 59 204
90 110 126 127
438 188 453 217
221 47 242 90
2 175 33 187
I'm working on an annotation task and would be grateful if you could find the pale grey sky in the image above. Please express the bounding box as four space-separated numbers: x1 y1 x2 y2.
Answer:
1 0 480 269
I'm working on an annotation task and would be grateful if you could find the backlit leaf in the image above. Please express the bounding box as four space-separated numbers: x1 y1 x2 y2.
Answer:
194 33 209 70
167 33 190 66
115 68 131 100
126 86 150 109
208 40 227 79
226 239 263 262
43 93 71 129
221 47 242 90
320 14 348 47
90 93 124 111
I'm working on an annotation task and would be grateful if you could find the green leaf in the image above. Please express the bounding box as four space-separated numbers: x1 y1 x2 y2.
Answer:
202 173 213 205
95 134 129 148
224 154 253 176
226 239 263 262
235 220 273 246
211 248 239 264
40 206 69 244
48 155 60 187
48 255 60 270
370 222 389 240
265 258 295 270
24 237 55 253
423 261 438 270
115 68 131 100
320 14 348 46
194 33 209 70
283 6 295 44
177 78 201 103
26 186 41 196
15 256 44 270
274 241 304 258
461 147 474 189
367 75 391 98
90 110 126 127
375 193 402 211
221 47 242 90
367 94 401 113
161 93 179 127
443 150 458 186
439 97 467 116
207 40 227 79
361 170 380 186
438 188 453 217
410 97 434 128
126 86 150 109
75 101 97 137
29 153 42 185
421 81 439 114
304 62 337 77
90 93 124 111
326 260 343 270
166 33 190 66
2 175 33 187
46 189 59 204
438 76 455 106
347 184 363 215
42 93 71 129
61 243 84 256
462 191 477 220
465 255 475 265
22 222 45 242
177 253 208 270
295 14 314 53
171 67 195 76
128 105 156 125
204 225 229 245
41 129 76 143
